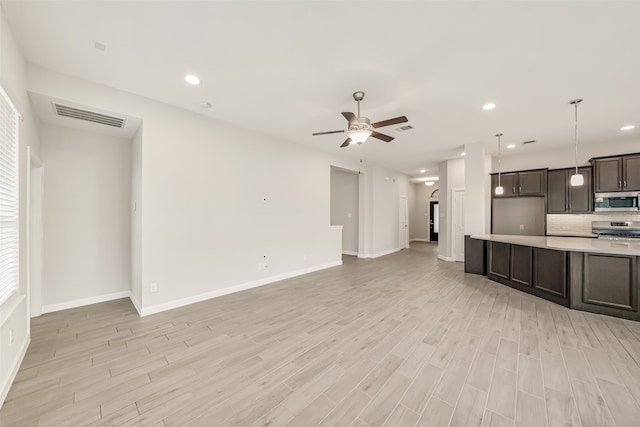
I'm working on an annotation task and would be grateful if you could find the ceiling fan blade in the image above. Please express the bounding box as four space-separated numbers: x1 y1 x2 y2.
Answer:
371 131 394 143
312 130 345 136
340 138 352 148
341 112 359 126
372 116 408 128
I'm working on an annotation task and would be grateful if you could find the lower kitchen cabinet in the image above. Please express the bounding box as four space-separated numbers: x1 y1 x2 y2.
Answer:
510 245 532 287
488 241 510 279
532 248 568 306
480 238 640 320
571 252 639 320
487 241 569 306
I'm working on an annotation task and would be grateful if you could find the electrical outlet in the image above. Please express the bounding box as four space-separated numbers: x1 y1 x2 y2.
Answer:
150 282 158 293
520 224 525 230
9 328 14 345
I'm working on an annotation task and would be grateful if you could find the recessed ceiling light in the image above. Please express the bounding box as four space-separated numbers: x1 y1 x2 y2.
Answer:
482 103 496 111
420 169 427 173
507 144 516 149
461 152 466 156
185 74 201 85
621 125 635 131
425 181 435 186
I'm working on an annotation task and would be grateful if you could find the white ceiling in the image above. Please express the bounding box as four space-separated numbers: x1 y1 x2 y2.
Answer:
4 1 640 177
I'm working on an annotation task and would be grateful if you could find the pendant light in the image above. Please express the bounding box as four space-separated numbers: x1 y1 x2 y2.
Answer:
495 133 504 195
569 98 584 186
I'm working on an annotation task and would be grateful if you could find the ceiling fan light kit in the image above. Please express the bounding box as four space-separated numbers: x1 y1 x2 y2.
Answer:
312 91 408 148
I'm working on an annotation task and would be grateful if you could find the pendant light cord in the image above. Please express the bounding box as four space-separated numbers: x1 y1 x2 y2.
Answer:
496 133 503 186
574 101 579 174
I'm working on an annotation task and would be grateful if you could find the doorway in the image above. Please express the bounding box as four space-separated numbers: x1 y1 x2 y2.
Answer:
399 196 408 249
452 188 465 262
330 166 360 256
429 201 439 242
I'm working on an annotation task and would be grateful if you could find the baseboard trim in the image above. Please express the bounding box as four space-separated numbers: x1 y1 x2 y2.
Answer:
437 254 456 262
342 251 358 256
410 238 430 242
0 334 30 408
41 290 131 314
129 292 142 316
140 260 343 317
358 248 400 259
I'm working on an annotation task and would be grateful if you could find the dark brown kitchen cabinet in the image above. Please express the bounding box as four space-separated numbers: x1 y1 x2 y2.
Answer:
594 157 623 192
518 170 546 196
488 241 570 307
547 169 568 213
570 252 639 321
510 245 532 287
533 248 567 299
547 167 593 213
491 173 517 197
593 154 640 192
623 155 640 191
488 241 510 279
491 169 546 198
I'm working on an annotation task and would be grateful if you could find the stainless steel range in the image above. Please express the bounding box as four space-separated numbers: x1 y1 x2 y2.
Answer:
592 221 640 240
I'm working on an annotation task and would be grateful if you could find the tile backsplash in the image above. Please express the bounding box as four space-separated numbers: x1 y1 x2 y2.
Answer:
547 213 640 235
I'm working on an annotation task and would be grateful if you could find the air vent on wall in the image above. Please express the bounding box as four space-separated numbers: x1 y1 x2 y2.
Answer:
522 139 537 145
52 103 126 128
397 125 413 132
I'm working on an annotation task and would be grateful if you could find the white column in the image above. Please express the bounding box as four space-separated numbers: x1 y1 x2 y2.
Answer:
464 142 491 236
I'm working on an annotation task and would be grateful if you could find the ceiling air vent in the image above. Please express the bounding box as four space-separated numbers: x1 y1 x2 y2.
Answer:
397 125 414 132
52 103 126 128
522 139 537 145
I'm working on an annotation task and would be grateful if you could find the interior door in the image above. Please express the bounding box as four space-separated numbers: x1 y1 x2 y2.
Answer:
453 189 465 262
399 196 409 249
429 201 439 241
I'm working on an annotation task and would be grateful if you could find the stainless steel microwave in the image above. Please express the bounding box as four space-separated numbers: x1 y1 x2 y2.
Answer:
594 192 639 213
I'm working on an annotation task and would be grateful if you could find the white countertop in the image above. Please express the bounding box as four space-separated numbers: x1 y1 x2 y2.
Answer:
471 234 640 256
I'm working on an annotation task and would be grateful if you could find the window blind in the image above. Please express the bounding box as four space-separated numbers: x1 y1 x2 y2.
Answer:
0 86 19 305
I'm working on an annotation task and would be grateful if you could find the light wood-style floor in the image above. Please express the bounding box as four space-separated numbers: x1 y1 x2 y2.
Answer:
3 243 640 427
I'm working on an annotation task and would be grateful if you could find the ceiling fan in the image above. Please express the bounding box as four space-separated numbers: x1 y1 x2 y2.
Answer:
312 91 408 148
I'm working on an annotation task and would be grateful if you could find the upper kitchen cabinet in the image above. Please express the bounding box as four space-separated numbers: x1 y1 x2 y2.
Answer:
491 173 517 197
491 169 546 198
593 154 640 192
623 155 640 190
518 170 546 195
547 167 593 213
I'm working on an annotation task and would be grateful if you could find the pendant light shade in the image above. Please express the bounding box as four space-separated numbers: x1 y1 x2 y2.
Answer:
495 133 504 195
570 98 584 187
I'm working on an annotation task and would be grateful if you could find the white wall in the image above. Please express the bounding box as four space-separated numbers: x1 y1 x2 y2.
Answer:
130 126 142 311
25 66 411 316
0 6 42 406
370 167 411 256
24 66 367 315
330 168 359 255
40 125 132 310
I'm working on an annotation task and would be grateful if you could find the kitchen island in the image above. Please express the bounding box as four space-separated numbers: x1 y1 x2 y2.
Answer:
469 234 640 321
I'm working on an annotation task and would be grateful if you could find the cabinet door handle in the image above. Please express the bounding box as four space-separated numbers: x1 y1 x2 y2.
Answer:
624 180 627 188
519 186 522 193
513 187 516 194
619 180 622 188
